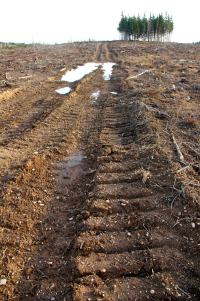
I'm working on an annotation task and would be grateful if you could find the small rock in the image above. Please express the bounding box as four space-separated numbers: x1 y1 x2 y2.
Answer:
191 222 196 228
150 289 155 294
0 279 7 286
101 268 106 273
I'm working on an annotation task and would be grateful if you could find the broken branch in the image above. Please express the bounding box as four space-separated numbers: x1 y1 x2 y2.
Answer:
171 133 185 164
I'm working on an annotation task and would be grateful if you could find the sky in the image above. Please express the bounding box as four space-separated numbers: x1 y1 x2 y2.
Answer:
0 0 199 44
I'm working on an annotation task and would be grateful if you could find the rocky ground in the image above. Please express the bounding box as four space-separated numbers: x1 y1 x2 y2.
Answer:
0 41 199 300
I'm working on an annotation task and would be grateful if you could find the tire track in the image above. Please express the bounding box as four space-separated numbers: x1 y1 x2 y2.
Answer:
72 44 200 301
0 44 108 300
94 42 103 62
94 42 111 62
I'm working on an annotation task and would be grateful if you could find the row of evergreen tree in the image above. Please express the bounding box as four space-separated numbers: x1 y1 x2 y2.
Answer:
118 13 174 42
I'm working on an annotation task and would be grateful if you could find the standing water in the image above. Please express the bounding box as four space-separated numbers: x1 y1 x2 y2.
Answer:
56 62 116 95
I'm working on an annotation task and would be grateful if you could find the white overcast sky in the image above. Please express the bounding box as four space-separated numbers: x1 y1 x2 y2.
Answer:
1 0 199 44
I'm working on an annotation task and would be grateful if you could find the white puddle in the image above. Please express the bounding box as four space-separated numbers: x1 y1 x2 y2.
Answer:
91 90 100 101
56 87 71 95
61 63 101 82
61 62 116 83
56 62 116 95
102 63 116 81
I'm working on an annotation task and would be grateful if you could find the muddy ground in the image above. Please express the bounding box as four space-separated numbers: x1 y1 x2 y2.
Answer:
0 41 200 300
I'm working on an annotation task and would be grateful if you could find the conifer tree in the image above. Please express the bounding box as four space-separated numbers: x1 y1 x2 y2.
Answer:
118 13 174 42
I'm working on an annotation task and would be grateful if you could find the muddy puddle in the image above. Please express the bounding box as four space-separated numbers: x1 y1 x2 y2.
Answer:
55 152 87 193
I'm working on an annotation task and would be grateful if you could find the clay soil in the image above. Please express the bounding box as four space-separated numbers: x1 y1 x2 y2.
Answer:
0 41 200 301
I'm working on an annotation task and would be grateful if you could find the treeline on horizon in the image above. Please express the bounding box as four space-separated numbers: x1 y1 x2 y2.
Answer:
118 13 174 42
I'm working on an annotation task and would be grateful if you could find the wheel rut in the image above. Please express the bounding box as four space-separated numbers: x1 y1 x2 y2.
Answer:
71 45 200 301
0 43 109 300
94 42 111 62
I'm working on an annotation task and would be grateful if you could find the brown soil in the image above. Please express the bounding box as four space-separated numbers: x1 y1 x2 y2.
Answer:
0 41 199 301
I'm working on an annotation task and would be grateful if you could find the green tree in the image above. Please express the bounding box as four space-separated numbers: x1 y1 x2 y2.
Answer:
118 13 174 42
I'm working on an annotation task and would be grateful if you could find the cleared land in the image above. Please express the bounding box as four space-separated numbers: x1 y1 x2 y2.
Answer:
0 41 200 300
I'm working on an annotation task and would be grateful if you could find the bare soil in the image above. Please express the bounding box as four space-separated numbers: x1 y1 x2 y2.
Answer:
0 41 199 301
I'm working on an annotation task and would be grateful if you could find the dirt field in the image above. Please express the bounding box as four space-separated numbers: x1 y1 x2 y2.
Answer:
0 41 200 300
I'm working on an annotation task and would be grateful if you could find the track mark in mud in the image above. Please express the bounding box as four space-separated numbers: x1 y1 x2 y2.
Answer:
71 45 200 301
0 47 108 299
94 42 103 62
95 42 111 62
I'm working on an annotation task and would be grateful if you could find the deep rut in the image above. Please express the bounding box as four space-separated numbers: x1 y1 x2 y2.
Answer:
71 46 200 300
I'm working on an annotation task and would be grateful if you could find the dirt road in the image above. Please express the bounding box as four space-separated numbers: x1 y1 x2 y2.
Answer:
0 42 200 300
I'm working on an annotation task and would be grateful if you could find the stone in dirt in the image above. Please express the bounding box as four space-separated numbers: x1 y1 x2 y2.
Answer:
0 279 7 286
